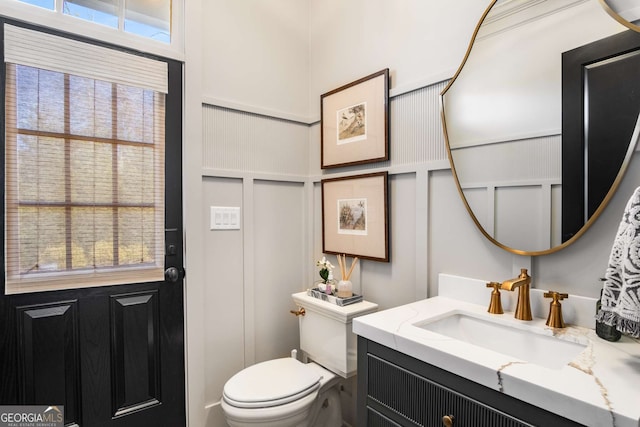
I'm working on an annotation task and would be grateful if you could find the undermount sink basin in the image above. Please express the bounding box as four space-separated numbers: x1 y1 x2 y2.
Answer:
415 312 587 370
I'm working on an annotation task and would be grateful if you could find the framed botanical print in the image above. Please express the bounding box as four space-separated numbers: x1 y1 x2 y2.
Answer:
321 172 389 262
321 69 389 169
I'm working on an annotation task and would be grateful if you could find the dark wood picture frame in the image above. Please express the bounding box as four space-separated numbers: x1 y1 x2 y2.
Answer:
321 172 389 262
321 69 389 169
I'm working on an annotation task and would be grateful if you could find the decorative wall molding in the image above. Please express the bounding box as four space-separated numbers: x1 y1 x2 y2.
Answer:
202 74 454 125
478 0 590 40
202 80 451 181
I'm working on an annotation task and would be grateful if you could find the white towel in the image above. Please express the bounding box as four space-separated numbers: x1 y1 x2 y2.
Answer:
595 186 640 338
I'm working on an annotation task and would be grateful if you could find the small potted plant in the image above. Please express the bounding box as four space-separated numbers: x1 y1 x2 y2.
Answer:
316 256 335 294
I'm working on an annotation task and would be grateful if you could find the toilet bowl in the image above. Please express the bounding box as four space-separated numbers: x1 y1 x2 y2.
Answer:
221 292 378 427
221 357 341 427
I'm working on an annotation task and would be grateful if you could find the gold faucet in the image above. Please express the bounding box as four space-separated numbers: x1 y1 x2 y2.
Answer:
544 291 568 328
500 268 532 321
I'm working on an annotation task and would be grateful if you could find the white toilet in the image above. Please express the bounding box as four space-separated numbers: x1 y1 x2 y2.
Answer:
221 291 378 427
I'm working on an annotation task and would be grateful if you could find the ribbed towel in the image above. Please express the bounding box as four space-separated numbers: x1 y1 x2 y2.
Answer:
596 186 640 338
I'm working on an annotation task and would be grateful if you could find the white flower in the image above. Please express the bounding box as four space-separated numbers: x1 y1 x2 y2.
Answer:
316 256 335 270
316 256 335 284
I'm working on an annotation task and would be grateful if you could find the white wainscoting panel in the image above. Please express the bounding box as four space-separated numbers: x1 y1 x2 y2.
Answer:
202 177 246 408
202 105 309 176
389 81 449 166
451 135 561 186
253 179 306 363
451 135 562 252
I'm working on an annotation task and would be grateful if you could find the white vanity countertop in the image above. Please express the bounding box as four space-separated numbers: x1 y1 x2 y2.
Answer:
353 274 640 427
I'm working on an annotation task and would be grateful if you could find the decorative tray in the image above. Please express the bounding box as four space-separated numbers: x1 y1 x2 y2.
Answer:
307 288 363 306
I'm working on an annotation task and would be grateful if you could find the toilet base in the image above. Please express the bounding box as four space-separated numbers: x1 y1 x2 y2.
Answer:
222 361 342 427
307 387 341 427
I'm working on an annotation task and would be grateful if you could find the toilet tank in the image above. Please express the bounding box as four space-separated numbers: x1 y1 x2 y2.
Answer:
292 292 378 378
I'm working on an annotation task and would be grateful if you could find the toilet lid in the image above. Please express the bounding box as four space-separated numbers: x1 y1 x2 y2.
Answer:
223 358 322 409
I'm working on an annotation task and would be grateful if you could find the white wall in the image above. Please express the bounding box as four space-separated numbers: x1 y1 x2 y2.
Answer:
308 0 488 118
201 0 311 122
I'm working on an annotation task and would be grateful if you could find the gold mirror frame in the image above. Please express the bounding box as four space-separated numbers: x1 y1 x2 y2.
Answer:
440 0 639 256
599 0 640 32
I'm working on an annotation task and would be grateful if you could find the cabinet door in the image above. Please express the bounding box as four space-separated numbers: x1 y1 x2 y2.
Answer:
368 407 404 427
357 337 583 427
367 354 532 427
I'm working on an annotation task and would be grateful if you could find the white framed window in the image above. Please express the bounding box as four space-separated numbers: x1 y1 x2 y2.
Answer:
4 24 168 294
2 0 183 60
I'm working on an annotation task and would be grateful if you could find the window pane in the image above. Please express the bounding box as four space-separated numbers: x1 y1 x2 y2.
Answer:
72 207 115 268
16 66 65 133
69 74 114 139
16 0 174 44
17 207 39 273
95 142 115 203
15 66 38 130
70 140 114 204
124 0 171 43
63 0 118 28
70 76 95 137
118 207 156 265
38 71 66 133
124 19 170 44
117 86 145 142
116 144 156 205
95 81 114 138
30 207 68 271
93 208 116 267
17 135 39 202
17 136 66 203
18 0 54 9
71 207 96 269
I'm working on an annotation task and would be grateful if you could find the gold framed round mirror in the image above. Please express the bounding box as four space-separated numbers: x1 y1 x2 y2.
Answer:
441 0 640 256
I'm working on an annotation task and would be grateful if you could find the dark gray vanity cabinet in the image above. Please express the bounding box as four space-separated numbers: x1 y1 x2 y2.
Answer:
357 337 583 427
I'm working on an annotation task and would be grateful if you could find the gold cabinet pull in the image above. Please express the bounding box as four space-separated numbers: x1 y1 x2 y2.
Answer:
442 415 454 427
289 307 305 316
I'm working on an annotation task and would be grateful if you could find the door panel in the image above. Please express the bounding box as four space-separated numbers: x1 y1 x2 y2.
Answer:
110 291 160 417
16 300 81 423
0 21 185 427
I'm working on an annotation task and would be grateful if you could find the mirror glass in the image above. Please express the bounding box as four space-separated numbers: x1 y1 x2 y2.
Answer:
441 0 639 255
600 0 640 32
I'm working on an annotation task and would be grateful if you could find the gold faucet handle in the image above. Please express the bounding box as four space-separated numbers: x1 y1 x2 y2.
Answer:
486 282 503 314
544 291 568 328
543 291 569 302
486 282 501 290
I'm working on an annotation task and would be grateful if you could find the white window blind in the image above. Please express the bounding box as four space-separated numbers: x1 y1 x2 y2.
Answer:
4 24 167 294
4 25 168 93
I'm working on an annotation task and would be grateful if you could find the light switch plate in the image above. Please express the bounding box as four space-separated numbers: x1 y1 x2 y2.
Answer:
210 206 240 230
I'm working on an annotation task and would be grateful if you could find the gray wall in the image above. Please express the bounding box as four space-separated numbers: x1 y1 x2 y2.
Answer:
195 1 638 425
199 83 640 425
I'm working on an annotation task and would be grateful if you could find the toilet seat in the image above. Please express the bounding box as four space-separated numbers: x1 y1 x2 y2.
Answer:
223 358 323 409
